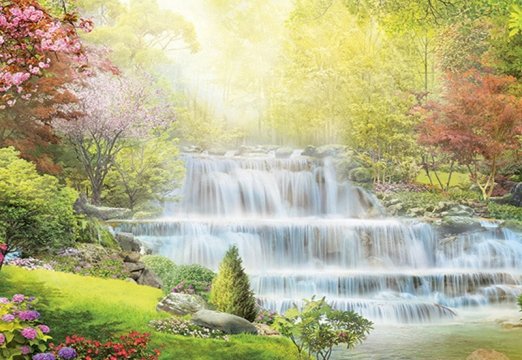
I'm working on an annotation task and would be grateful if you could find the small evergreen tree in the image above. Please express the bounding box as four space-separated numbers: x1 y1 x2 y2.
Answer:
210 245 257 322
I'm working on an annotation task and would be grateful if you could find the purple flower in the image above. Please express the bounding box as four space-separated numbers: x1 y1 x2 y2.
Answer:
33 353 56 360
0 333 5 345
2 314 15 322
0 297 9 304
12 294 25 303
21 345 31 355
18 310 40 321
38 325 50 334
21 327 37 340
58 347 77 359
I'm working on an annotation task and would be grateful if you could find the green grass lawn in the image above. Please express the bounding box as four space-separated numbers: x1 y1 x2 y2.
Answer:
415 171 471 189
0 266 301 360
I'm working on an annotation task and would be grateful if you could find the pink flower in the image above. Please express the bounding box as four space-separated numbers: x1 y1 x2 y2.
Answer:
12 294 25 303
20 345 31 355
21 327 37 340
0 333 5 345
38 325 50 334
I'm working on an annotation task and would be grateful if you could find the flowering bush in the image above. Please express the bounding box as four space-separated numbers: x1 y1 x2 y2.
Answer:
255 308 277 325
5 258 54 271
149 318 227 340
50 332 160 360
0 294 52 359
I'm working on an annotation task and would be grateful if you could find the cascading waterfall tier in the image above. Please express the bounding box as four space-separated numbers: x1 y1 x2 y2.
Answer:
115 152 522 324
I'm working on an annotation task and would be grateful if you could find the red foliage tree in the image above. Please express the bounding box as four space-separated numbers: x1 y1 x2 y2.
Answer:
418 69 522 199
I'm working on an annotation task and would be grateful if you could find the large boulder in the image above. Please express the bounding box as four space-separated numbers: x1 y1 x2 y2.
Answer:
466 349 510 360
115 232 141 252
157 293 207 316
191 309 258 334
275 147 293 158
136 268 163 289
438 216 483 235
74 196 132 220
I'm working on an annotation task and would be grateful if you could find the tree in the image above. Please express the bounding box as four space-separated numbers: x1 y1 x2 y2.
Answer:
55 73 174 204
273 297 373 360
417 69 522 199
103 135 184 210
0 0 92 106
210 245 257 322
0 147 77 270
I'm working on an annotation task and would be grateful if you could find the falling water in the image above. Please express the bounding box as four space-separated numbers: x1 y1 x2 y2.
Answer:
115 152 522 324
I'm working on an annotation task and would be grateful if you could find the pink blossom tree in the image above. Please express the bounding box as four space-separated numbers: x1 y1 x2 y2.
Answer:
55 73 174 205
0 0 92 107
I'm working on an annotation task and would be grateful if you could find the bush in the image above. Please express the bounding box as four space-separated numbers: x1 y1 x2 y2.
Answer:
255 308 277 325
149 318 226 339
76 217 118 249
487 202 522 221
210 246 257 322
141 255 177 287
0 294 52 359
273 297 373 360
171 264 215 295
50 332 160 360
0 147 78 268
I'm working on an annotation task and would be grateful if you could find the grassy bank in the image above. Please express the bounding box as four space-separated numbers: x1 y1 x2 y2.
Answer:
0 266 300 360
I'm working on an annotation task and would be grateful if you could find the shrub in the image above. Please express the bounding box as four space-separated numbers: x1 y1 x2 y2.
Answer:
0 147 78 269
170 264 215 295
487 202 522 221
0 294 52 359
273 297 373 360
255 308 277 325
76 217 118 249
141 255 177 287
210 246 257 322
50 332 160 360
149 318 226 339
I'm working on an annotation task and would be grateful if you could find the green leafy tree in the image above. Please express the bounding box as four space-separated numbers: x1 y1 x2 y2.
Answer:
104 135 184 210
210 246 257 322
274 297 373 360
0 147 78 269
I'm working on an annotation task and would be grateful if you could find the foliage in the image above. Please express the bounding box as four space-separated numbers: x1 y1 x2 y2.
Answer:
103 135 184 210
487 202 522 222
0 266 303 360
5 258 53 271
170 264 216 295
47 245 127 280
417 69 522 199
55 73 175 204
210 246 257 322
75 216 118 248
254 308 277 326
149 318 226 339
141 255 177 288
0 147 77 268
50 332 160 360
0 294 52 359
273 297 373 360
81 0 198 70
0 0 91 106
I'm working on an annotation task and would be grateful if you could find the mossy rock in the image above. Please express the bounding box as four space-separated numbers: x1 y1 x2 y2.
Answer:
348 167 373 183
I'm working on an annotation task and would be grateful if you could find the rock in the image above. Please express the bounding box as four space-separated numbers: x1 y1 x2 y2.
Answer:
509 182 522 207
254 323 279 336
191 310 258 335
302 145 317 157
466 349 510 360
275 147 293 158
208 148 227 156
406 207 425 217
446 205 474 217
156 293 207 316
123 261 145 273
315 144 345 158
74 196 132 220
125 277 137 284
439 216 483 235
348 167 372 183
115 233 141 252
122 251 141 263
386 203 403 216
136 268 163 288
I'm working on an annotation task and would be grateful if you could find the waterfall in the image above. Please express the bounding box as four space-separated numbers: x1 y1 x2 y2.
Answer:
115 152 522 324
